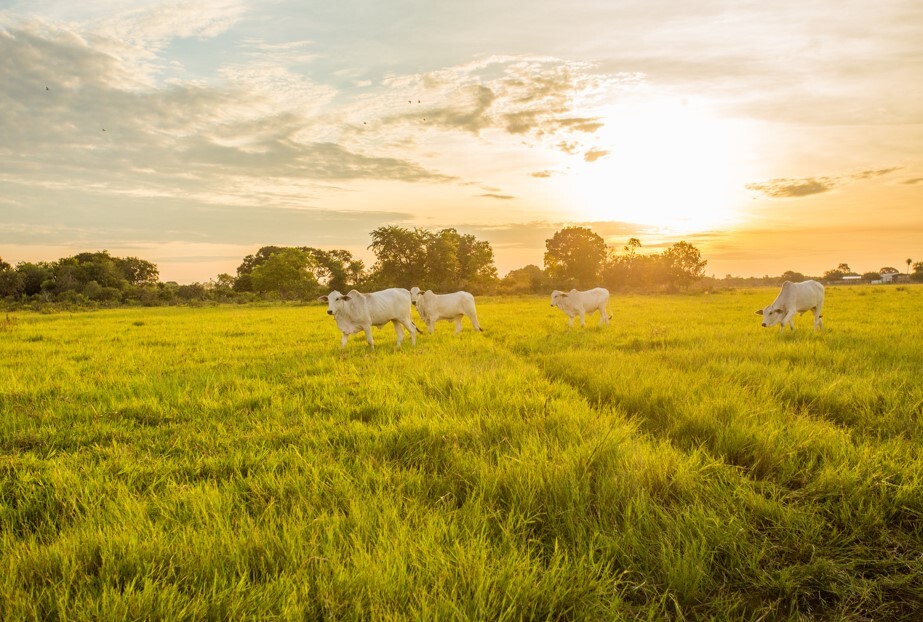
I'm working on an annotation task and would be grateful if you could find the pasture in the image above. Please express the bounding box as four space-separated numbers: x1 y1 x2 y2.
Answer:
2 286 923 620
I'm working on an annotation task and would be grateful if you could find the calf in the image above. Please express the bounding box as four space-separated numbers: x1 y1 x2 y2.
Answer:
756 280 825 332
550 288 611 327
319 288 417 349
410 287 482 334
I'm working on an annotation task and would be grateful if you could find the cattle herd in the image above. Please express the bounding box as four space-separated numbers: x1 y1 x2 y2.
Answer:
319 280 826 350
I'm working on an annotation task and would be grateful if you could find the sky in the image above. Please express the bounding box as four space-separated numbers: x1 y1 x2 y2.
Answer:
1 0 921 282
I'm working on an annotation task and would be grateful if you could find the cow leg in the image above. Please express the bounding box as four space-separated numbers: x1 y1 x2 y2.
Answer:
599 307 608 326
782 310 797 331
427 320 436 334
579 311 586 327
364 326 375 349
392 320 404 348
340 332 349 349
812 307 823 331
399 318 417 345
454 316 464 334
568 315 575 328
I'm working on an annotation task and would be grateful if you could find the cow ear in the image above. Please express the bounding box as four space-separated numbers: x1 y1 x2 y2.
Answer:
318 296 329 302
754 309 763 315
341 295 351 301
560 293 568 297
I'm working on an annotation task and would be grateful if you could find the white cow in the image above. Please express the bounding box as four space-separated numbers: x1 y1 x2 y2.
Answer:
756 280 825 332
319 288 418 349
550 288 611 327
410 287 482 334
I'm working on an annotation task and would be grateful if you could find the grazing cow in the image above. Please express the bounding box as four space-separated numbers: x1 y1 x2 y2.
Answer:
410 287 482 334
319 288 417 349
550 288 611 327
756 280 825 331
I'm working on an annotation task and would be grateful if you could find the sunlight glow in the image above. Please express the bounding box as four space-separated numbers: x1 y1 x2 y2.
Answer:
563 99 753 234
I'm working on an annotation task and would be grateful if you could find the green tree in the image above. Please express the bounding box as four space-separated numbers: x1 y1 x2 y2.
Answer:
250 248 320 299
16 262 55 297
823 263 855 282
424 229 461 291
661 241 708 289
367 226 429 288
499 264 547 294
544 226 608 287
116 256 159 286
0 257 24 298
911 262 923 283
307 249 365 292
456 231 498 293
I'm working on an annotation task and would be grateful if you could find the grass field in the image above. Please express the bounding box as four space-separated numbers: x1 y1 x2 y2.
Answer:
2 286 923 620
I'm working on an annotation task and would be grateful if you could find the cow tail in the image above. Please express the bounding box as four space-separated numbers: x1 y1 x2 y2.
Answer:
413 322 423 334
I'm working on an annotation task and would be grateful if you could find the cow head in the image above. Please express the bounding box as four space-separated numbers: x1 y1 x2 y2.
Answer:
410 286 422 306
756 306 784 328
318 290 351 316
550 290 567 308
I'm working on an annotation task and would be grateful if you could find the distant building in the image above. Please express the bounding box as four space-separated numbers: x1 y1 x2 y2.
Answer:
871 273 910 285
880 273 910 284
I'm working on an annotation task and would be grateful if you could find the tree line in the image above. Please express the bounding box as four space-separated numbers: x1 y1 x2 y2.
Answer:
9 225 914 308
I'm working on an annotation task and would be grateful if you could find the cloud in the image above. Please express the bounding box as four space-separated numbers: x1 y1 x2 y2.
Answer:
0 19 453 212
746 167 901 198
583 148 609 162
901 177 923 185
745 177 837 198
381 56 632 143
479 193 514 200
530 170 554 178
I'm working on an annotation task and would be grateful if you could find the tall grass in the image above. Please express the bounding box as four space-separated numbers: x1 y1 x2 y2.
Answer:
2 287 922 619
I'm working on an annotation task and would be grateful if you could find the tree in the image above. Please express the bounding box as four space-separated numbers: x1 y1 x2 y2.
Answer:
781 270 806 282
861 272 882 283
116 256 159 286
16 262 55 296
452 230 497 292
911 262 923 283
366 226 498 293
234 246 284 292
236 246 364 293
544 226 607 287
661 241 708 289
908 258 913 275
307 249 364 292
249 248 320 299
823 263 855 282
0 257 23 298
424 229 461 291
367 226 429 288
499 264 547 294
880 267 899 275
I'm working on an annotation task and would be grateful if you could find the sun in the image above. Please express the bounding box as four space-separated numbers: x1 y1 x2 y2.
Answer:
562 98 756 234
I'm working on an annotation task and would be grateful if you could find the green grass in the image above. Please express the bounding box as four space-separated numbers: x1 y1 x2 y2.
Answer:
2 286 923 620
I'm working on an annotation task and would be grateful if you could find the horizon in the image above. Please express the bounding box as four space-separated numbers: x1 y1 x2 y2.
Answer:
2 1 921 283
